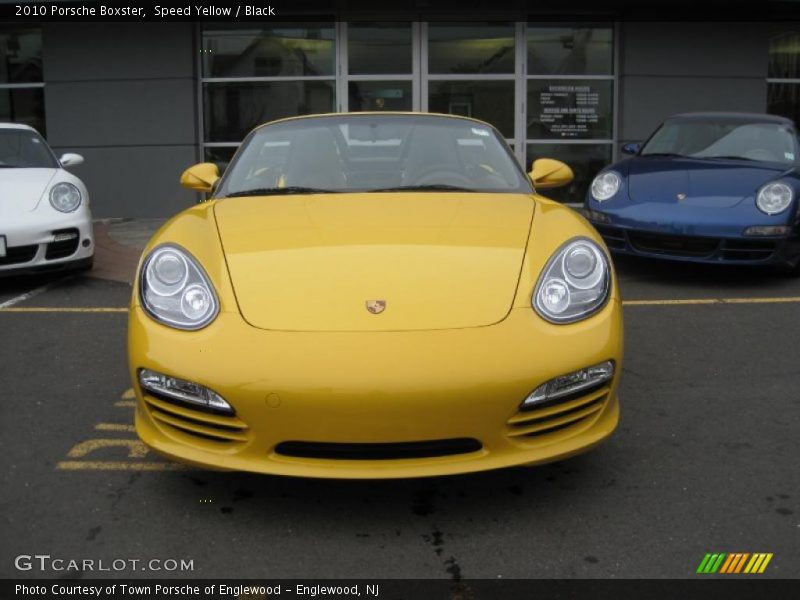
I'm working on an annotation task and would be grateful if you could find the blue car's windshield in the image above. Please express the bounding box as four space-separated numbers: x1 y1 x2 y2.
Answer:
215 114 532 197
640 119 798 165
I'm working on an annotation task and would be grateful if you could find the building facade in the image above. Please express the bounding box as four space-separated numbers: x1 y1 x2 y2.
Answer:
1 20 798 217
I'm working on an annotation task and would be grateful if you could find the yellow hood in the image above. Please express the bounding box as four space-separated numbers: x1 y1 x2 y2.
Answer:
213 193 535 331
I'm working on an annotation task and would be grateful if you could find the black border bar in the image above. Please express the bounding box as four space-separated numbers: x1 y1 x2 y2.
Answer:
4 579 800 600
1 0 799 22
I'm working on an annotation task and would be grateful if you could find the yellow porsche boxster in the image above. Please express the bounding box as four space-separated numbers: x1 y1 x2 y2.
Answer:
128 113 622 478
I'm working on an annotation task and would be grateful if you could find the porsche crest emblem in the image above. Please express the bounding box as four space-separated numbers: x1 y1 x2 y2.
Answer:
366 300 386 314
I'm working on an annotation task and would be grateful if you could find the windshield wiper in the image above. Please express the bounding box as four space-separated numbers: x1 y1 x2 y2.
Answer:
222 186 339 198
369 184 478 192
640 153 689 158
699 155 759 162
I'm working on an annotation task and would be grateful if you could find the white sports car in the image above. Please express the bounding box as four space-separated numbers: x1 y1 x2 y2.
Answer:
0 123 94 275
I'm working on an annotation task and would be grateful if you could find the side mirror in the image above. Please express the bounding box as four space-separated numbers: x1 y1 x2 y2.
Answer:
59 153 84 168
180 162 220 192
528 158 574 189
622 142 641 155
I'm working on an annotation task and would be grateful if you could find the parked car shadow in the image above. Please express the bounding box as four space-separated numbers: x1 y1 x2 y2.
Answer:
152 450 621 531
611 254 799 298
0 270 80 296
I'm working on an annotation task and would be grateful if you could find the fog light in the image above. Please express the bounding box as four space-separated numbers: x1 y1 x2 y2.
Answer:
743 225 792 236
582 209 611 224
52 232 78 242
521 361 614 410
138 368 233 414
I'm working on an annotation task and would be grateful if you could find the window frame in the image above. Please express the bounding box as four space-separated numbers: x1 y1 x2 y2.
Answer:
197 20 620 203
0 25 46 135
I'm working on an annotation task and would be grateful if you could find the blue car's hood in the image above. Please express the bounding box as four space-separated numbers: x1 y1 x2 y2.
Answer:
627 157 791 208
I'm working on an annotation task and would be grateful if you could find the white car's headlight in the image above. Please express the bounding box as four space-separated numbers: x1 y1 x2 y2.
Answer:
533 238 611 324
756 182 793 215
49 182 82 212
590 171 620 202
140 245 219 330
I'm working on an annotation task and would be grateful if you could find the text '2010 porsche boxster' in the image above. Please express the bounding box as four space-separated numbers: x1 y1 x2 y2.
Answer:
128 113 623 478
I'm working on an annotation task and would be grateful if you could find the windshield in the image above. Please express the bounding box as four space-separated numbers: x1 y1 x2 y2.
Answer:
0 129 58 168
215 114 532 197
640 119 798 165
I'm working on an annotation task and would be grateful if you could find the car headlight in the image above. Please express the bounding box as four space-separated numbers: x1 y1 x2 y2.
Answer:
140 245 219 330
49 182 82 212
533 238 611 324
756 182 793 215
590 171 620 202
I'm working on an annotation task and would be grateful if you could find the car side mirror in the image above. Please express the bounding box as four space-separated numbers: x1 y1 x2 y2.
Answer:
528 158 574 189
59 153 84 168
180 162 220 192
621 142 641 155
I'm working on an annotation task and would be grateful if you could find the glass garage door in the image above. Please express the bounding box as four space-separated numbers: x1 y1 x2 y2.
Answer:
199 21 616 202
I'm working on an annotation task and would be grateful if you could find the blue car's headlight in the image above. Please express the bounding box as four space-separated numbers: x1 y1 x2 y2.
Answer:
140 245 219 330
533 238 611 324
756 182 793 215
590 171 621 202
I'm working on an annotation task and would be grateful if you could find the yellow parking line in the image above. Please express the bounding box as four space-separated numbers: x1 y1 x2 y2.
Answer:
114 400 136 408
67 439 149 459
57 461 190 471
95 423 136 433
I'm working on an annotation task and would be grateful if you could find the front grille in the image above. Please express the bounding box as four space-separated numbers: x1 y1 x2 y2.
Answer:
721 239 777 262
143 392 249 444
275 438 483 460
593 225 627 250
506 386 608 440
45 228 80 260
591 224 779 263
0 244 37 266
629 231 719 257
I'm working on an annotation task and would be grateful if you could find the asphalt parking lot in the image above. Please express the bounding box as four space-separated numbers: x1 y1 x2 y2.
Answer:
1 253 798 580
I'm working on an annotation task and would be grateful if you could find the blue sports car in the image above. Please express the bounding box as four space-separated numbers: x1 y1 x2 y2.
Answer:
584 113 800 272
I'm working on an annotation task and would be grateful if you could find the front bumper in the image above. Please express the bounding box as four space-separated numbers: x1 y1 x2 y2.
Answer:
0 209 94 274
589 221 800 266
129 301 623 479
583 196 800 267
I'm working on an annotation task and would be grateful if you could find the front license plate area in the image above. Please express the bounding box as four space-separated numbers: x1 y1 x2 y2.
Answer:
0 235 6 258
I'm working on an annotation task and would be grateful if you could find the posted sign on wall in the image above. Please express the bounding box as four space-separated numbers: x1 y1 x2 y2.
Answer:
540 84 600 137
527 80 612 140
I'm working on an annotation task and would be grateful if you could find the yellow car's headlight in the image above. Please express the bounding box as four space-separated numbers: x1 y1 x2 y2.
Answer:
533 238 610 324
140 244 219 330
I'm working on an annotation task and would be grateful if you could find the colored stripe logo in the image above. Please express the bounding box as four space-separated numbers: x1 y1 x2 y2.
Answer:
697 553 773 574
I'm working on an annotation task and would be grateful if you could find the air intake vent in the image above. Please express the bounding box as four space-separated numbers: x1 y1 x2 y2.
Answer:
507 387 609 440
142 392 249 445
275 438 482 460
46 228 80 260
628 231 718 257
0 244 37 266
